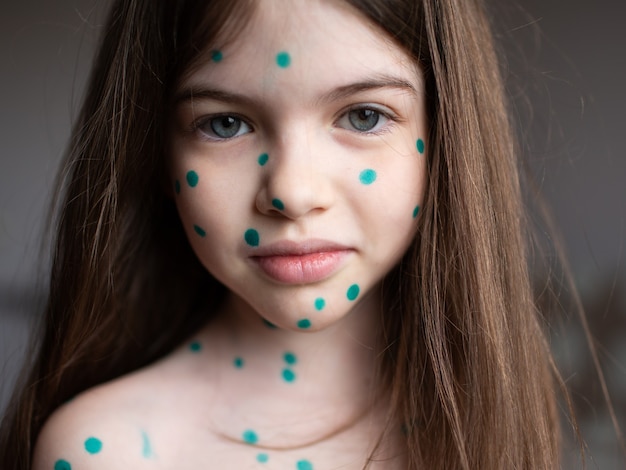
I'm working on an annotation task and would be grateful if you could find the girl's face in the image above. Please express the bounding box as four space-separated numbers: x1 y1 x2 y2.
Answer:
169 0 427 331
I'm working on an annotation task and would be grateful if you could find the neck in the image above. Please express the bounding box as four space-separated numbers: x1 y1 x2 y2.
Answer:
195 287 388 449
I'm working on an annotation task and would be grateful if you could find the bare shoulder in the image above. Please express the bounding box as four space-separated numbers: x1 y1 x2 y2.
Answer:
32 350 198 470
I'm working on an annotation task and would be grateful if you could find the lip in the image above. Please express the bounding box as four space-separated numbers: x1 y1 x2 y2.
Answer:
249 240 353 284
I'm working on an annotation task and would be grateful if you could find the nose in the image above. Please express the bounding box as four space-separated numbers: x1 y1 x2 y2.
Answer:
255 131 334 220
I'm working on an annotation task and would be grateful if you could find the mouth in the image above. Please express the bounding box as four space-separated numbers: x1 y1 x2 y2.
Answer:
249 240 353 284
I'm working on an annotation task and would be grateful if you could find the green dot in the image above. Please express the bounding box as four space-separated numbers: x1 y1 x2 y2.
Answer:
141 430 153 458
283 352 297 365
346 284 360 301
413 205 420 218
189 341 202 352
359 169 377 185
211 50 223 62
244 228 260 247
314 298 325 311
297 460 313 470
271 198 285 210
282 368 296 382
186 170 199 187
258 153 269 166
242 429 258 445
193 225 206 237
54 460 72 470
263 318 278 329
234 357 244 368
297 318 311 329
276 51 291 68
174 180 181 195
416 138 425 154
84 437 102 455
257 453 269 463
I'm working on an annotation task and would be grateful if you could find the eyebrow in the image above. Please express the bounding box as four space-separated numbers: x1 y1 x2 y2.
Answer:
174 74 419 107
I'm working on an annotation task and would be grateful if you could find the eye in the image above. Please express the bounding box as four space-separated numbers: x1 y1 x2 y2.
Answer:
194 115 252 140
335 106 392 134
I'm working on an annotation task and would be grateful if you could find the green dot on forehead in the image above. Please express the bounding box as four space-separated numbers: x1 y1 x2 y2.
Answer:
193 225 206 237
416 138 425 154
314 298 325 311
242 429 259 444
186 170 199 187
346 284 360 301
271 198 285 210
84 437 102 454
297 460 314 470
276 51 291 68
359 169 377 185
244 228 260 247
297 318 311 329
413 205 420 218
211 50 223 62
258 153 269 166
54 460 72 470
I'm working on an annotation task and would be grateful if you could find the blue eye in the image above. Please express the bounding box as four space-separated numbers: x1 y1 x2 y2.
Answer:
195 115 252 140
336 106 391 133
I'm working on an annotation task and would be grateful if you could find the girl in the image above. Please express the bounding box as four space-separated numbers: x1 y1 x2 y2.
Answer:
0 0 565 468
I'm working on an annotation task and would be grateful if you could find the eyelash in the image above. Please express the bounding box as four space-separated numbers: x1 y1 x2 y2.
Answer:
190 104 398 141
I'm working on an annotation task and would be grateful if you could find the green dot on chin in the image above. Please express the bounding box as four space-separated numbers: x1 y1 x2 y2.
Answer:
186 170 199 187
297 460 314 470
262 318 278 329
54 460 72 470
244 228 260 247
276 51 291 68
284 352 297 365
282 368 296 382
359 169 377 185
258 153 269 166
297 318 311 329
242 429 259 444
257 453 269 463
314 297 326 311
346 284 360 301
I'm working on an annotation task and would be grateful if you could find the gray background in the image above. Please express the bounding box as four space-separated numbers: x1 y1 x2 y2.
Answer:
1 0 624 467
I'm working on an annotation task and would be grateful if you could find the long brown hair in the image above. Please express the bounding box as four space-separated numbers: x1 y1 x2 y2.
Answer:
1 0 562 468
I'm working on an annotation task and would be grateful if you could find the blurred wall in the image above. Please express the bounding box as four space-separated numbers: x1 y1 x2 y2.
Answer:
1 0 624 466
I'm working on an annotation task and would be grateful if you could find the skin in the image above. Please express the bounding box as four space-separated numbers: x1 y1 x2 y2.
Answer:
33 1 427 468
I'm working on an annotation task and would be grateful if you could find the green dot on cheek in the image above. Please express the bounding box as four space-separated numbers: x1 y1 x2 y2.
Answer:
54 460 72 470
297 318 311 329
413 205 420 218
314 298 325 311
211 50 223 62
244 229 260 247
84 437 102 454
346 284 360 301
193 225 206 237
282 368 296 382
258 153 269 166
189 341 202 352
234 357 244 368
359 169 377 185
186 170 199 187
416 138 426 154
242 429 259 444
284 352 297 365
174 180 181 194
276 51 291 68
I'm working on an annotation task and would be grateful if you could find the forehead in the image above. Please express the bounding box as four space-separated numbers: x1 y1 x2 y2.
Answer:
178 0 421 97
